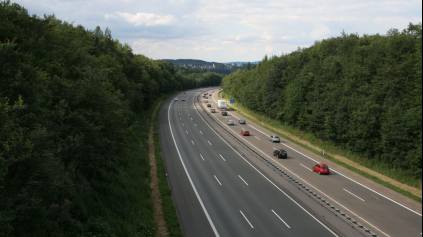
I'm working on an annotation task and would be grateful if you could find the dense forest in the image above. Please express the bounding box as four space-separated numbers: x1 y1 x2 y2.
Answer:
223 24 422 180
0 1 221 236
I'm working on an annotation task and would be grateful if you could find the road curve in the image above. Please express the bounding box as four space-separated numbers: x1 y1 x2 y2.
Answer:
159 89 347 237
209 88 423 237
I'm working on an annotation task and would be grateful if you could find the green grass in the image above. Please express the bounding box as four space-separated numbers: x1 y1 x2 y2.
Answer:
220 92 422 203
154 99 184 237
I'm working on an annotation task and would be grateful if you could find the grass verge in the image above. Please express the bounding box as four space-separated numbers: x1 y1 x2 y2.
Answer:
154 98 184 237
220 92 422 203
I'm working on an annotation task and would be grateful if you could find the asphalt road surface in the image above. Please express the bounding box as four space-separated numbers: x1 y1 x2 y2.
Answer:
206 88 423 237
159 88 422 237
159 89 346 237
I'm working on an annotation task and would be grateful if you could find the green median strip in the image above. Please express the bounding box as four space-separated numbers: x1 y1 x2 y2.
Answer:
219 91 422 203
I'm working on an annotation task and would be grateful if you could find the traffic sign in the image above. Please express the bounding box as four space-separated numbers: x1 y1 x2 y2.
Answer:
230 99 235 104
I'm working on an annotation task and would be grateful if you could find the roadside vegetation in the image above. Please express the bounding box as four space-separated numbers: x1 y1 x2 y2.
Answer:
0 1 221 236
220 91 422 203
153 103 184 237
222 24 422 195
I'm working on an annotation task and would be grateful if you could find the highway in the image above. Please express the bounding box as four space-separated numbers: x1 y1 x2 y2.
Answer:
205 88 423 237
159 89 349 237
159 88 422 237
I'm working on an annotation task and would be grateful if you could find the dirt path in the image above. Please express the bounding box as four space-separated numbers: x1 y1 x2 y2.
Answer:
218 93 422 199
149 102 170 237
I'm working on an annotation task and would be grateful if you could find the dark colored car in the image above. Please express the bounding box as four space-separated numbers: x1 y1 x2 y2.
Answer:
273 149 288 159
221 111 228 116
313 164 331 175
207 104 212 107
239 119 246 124
182 99 186 101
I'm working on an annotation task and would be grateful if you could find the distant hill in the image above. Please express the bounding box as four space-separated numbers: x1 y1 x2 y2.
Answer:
225 61 260 66
160 59 253 75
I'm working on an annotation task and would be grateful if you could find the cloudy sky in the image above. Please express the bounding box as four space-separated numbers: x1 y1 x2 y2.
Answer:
11 0 423 62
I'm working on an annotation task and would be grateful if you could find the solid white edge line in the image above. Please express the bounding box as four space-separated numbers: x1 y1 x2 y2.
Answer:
344 189 366 202
240 211 254 229
212 92 389 235
216 92 421 217
194 93 339 237
239 175 249 186
168 99 220 237
272 210 291 229
282 143 422 217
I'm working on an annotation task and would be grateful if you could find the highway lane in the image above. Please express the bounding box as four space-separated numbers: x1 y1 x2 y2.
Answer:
161 89 344 237
209 89 423 237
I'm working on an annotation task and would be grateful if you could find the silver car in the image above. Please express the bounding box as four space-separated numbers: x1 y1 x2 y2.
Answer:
227 120 235 125
270 136 281 142
211 109 216 113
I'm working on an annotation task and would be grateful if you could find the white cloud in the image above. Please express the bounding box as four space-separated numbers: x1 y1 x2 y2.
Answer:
310 23 332 40
116 12 178 26
10 0 423 62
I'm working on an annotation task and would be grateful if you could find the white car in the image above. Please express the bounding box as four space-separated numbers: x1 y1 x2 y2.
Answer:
174 98 179 101
270 136 281 142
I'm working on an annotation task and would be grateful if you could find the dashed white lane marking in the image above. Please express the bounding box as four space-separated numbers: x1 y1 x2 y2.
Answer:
195 124 197 127
301 164 313 171
208 141 213 146
272 210 291 229
240 211 254 229
281 142 422 217
219 154 226 161
200 131 203 135
191 118 193 120
344 189 365 202
186 131 189 134
292 173 390 237
196 93 338 236
191 140 195 146
168 99 220 237
182 123 185 127
255 137 261 140
205 102 388 237
200 154 205 161
273 147 277 150
239 175 249 186
214 175 222 186
213 96 422 218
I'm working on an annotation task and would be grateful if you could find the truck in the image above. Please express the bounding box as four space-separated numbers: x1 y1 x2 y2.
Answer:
218 100 227 110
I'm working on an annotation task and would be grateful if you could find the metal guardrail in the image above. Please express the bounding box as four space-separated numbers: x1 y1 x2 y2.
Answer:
196 94 377 237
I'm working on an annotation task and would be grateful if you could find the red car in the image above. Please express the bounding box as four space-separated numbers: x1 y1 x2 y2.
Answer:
313 164 331 175
241 129 250 136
